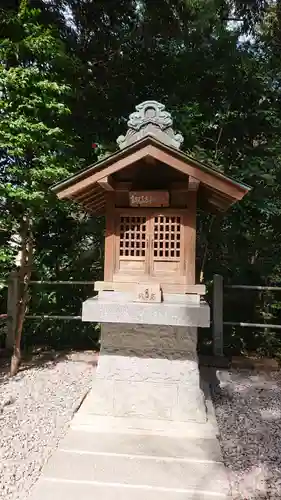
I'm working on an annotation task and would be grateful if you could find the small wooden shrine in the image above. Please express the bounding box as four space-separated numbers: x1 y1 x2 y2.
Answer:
52 101 251 437
53 100 249 298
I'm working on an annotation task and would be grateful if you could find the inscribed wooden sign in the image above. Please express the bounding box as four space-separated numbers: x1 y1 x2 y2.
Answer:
134 283 162 303
129 191 169 207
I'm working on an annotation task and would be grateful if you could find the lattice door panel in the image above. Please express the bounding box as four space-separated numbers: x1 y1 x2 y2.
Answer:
119 216 147 259
153 215 182 261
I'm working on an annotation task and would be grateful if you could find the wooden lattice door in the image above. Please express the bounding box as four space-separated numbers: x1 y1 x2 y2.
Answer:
115 215 148 280
150 214 185 283
114 212 186 284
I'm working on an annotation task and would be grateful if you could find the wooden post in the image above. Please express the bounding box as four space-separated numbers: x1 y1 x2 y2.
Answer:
213 274 224 356
104 192 115 281
6 271 19 350
184 177 200 284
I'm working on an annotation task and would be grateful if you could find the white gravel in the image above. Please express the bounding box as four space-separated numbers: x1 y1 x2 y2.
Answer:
0 351 94 500
214 369 281 500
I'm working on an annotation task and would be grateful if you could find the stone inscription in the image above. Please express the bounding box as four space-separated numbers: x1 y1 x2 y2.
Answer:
134 284 162 303
129 191 169 207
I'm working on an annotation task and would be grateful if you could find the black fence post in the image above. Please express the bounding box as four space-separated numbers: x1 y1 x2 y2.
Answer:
213 274 224 356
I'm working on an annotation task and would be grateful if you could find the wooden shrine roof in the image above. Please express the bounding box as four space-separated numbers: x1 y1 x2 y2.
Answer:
52 135 250 214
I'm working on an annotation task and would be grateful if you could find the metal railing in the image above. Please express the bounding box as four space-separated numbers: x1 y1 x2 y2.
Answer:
3 272 281 355
4 274 95 349
212 274 281 356
23 280 95 321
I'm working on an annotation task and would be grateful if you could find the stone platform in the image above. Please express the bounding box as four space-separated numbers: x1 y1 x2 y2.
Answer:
82 288 210 426
28 299 231 499
29 369 231 500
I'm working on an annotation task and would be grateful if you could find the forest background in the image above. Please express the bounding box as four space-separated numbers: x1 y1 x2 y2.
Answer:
1 0 281 359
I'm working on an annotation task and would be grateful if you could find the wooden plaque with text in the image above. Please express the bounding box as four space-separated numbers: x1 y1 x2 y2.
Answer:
129 191 169 208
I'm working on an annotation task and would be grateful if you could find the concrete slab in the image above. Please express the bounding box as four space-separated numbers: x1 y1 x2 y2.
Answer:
41 449 230 494
60 430 223 462
30 478 230 500
82 296 210 327
70 375 218 439
70 414 216 439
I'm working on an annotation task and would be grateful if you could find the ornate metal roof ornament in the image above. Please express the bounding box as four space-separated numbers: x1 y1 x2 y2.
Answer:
117 100 184 150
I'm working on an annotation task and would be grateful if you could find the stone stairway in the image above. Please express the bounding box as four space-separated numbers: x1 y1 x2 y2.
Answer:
29 382 231 500
29 321 232 500
30 427 230 500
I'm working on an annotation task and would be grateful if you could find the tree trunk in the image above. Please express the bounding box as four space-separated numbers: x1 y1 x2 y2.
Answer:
10 218 33 376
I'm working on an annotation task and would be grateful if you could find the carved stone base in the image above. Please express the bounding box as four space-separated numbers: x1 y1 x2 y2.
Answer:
90 324 207 424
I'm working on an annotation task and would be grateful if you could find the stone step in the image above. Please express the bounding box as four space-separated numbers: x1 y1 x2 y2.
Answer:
71 414 217 438
30 478 231 500
60 429 223 463
42 449 230 496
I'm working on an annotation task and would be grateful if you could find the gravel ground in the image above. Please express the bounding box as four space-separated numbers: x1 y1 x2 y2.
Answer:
0 351 95 500
214 369 281 500
1 353 281 500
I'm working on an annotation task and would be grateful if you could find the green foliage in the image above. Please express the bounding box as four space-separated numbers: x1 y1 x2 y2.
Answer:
0 3 73 194
1 0 281 355
0 0 77 281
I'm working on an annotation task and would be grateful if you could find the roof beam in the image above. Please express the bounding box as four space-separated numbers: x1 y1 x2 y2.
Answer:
56 142 249 203
188 176 200 192
171 182 189 191
115 182 132 191
97 175 115 191
148 147 245 200
56 147 151 199
208 196 229 211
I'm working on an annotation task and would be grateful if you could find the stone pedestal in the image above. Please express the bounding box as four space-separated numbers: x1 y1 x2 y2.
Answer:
91 323 207 424
82 293 210 327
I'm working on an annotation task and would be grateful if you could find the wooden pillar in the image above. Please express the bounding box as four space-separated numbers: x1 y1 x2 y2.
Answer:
185 177 200 284
6 270 19 350
104 192 115 281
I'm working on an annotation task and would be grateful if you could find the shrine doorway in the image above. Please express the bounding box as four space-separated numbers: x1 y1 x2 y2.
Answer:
113 210 187 285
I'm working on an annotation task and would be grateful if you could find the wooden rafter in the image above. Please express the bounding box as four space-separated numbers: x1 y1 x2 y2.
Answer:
83 198 105 212
78 192 105 208
75 187 103 203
